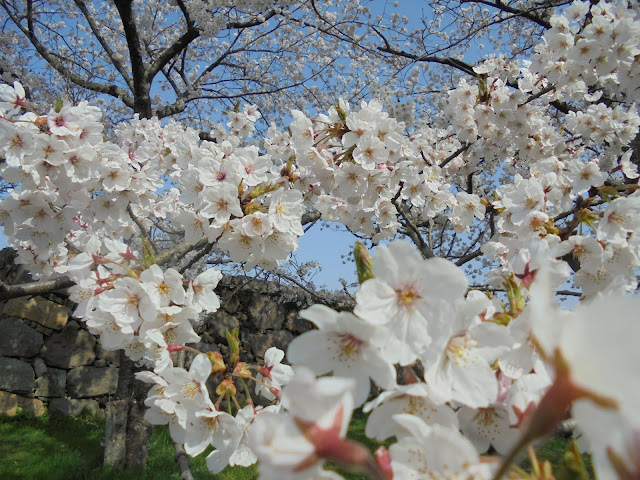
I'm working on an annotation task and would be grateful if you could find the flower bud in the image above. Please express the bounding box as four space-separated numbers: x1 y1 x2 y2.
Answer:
226 328 241 365
492 312 513 326
216 376 236 396
245 183 281 201
577 208 598 228
503 274 526 314
54 97 63 113
597 185 618 202
354 241 374 285
242 201 261 215
233 362 251 378
374 447 393 480
141 237 156 268
206 351 226 374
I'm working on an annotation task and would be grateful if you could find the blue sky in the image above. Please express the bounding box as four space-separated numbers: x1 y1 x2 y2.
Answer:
294 222 360 290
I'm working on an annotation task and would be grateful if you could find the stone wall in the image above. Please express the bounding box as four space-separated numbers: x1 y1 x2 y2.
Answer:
0 248 353 417
0 288 120 417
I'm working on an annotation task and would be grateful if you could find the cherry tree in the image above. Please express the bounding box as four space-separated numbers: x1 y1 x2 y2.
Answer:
0 0 414 128
1 0 640 479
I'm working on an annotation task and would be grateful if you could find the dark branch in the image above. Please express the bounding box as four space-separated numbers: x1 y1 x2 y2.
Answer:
10 0 135 108
113 0 152 117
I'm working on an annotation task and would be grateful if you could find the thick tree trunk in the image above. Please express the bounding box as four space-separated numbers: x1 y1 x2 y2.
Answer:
171 349 194 480
104 350 152 471
104 399 129 469
124 382 153 470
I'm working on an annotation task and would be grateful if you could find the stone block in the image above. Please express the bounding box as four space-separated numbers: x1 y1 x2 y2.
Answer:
249 330 294 361
42 324 96 368
207 311 240 343
33 357 47 376
0 391 45 416
0 356 35 394
34 368 66 397
284 312 315 334
247 294 284 330
35 325 54 336
95 344 120 366
3 296 69 330
221 295 241 314
0 316 44 357
49 398 100 417
66 366 118 397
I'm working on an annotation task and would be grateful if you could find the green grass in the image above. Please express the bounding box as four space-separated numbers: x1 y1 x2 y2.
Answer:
0 410 254 480
0 409 591 480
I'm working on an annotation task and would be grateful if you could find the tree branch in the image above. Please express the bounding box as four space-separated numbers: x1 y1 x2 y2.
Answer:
72 0 133 90
455 249 483 266
173 442 194 480
376 44 477 77
113 0 151 117
127 204 158 253
301 210 321 225
391 183 435 259
0 276 75 301
8 0 135 108
471 0 553 29
440 143 471 169
146 25 199 82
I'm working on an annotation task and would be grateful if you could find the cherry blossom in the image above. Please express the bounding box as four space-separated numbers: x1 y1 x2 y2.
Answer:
1 1 640 473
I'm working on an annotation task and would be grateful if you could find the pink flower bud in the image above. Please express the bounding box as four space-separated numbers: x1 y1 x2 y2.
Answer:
374 447 393 480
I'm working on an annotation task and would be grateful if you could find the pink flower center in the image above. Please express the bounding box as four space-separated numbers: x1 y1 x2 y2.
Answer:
395 283 421 307
336 333 363 357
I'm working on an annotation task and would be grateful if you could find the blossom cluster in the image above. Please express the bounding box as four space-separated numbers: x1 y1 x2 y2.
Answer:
61 235 219 365
0 86 306 276
251 240 640 480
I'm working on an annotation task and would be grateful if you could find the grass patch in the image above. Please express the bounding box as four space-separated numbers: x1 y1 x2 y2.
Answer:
1 409 591 479
519 434 594 480
0 410 105 479
0 411 252 480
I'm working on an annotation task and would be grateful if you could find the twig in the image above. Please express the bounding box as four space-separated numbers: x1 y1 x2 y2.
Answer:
127 204 158 253
391 184 435 259
468 285 582 296
455 249 483 266
439 143 470 169
179 242 215 274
